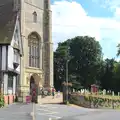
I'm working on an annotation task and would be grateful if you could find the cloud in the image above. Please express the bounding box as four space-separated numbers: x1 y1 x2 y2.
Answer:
92 0 120 17
51 0 120 58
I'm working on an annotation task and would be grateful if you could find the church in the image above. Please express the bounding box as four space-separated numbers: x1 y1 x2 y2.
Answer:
0 0 53 103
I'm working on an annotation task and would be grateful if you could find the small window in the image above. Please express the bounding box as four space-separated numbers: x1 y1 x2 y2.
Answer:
33 12 37 23
14 49 20 63
8 75 13 88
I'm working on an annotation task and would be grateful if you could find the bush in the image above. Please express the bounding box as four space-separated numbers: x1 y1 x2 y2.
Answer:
0 94 4 107
69 94 120 109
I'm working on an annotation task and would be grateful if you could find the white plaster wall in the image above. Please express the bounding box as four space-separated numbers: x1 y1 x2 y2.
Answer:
13 76 16 94
8 45 20 72
4 74 8 95
8 45 14 69
1 46 6 70
8 16 21 72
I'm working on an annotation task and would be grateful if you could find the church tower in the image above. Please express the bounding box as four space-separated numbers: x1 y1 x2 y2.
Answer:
15 0 53 96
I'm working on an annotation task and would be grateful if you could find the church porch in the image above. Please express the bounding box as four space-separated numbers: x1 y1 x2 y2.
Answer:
18 68 44 103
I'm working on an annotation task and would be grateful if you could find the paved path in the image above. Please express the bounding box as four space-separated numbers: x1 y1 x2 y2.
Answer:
0 103 33 120
0 100 119 120
35 104 120 120
35 104 96 120
72 110 120 120
39 94 63 104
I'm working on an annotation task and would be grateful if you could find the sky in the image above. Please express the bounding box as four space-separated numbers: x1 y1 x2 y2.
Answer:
51 0 120 60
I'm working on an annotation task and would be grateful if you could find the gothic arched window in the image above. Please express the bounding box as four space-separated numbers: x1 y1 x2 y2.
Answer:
33 12 37 23
28 33 40 68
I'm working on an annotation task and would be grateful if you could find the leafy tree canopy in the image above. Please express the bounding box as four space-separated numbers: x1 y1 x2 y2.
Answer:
54 36 103 90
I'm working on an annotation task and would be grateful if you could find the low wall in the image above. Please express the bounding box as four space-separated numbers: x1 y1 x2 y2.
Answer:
69 93 120 109
4 95 15 105
69 94 91 108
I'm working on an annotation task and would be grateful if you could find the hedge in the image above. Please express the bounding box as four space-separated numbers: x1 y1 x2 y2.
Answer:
69 93 120 109
0 94 4 107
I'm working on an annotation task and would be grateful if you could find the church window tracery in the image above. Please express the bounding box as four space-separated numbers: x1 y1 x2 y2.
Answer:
28 33 40 68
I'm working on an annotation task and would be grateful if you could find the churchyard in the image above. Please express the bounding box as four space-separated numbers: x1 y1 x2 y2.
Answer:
69 88 120 109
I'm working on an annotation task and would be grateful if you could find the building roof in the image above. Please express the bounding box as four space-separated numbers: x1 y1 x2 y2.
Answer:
0 0 17 44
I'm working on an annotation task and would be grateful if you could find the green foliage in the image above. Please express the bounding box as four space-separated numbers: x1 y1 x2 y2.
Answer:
54 36 102 91
0 94 4 107
69 36 102 87
117 43 120 56
54 35 120 92
69 94 120 109
100 59 120 92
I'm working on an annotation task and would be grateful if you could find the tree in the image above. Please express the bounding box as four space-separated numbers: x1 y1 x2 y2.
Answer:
54 41 69 91
117 43 120 56
100 58 115 90
112 61 120 92
69 36 102 88
54 36 103 90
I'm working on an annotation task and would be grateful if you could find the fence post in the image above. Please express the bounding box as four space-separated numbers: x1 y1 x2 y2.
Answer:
8 95 9 105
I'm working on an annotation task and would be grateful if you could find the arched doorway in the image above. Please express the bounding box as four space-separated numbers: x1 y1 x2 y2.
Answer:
30 75 39 103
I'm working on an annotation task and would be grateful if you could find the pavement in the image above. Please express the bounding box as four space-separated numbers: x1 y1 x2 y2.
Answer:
38 94 63 104
0 103 33 120
35 103 120 120
0 95 120 120
35 103 96 120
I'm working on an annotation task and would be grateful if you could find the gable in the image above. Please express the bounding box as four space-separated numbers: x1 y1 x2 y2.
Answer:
11 15 23 56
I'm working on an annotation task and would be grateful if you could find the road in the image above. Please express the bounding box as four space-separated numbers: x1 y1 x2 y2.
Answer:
0 103 32 120
0 103 120 120
35 104 120 120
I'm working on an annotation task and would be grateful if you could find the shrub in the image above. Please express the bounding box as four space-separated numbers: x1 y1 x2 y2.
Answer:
0 94 4 107
69 94 120 109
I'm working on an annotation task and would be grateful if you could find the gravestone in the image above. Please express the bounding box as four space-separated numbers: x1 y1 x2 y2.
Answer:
112 91 114 96
103 89 106 95
78 91 80 93
73 89 75 93
81 89 85 94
